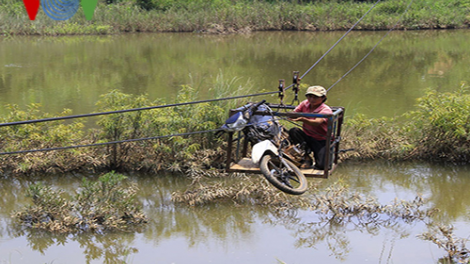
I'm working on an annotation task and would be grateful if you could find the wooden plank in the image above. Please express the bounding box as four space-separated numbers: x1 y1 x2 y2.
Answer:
228 158 333 178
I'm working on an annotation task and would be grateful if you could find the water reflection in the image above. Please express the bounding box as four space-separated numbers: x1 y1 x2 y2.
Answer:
337 161 470 222
11 229 140 263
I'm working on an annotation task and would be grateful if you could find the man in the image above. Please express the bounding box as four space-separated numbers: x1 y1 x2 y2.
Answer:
289 85 332 170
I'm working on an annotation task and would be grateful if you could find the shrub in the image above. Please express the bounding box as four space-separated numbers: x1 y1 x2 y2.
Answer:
407 86 470 161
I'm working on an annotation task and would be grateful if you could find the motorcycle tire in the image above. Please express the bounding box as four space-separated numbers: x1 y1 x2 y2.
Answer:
259 154 308 195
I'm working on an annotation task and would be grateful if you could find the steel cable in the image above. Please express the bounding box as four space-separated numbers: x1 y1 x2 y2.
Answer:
0 111 278 156
0 91 278 127
280 0 382 94
0 128 224 155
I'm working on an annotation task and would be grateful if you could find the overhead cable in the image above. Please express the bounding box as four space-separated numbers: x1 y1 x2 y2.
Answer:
0 117 276 156
0 91 278 127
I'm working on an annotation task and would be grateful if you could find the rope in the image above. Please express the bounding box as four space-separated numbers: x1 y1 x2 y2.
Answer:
327 0 416 91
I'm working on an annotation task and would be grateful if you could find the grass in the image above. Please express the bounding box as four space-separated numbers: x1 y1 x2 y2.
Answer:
0 0 469 35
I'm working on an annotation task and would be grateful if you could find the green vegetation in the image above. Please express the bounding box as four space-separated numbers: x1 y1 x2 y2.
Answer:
13 171 147 233
342 84 470 163
0 0 469 35
0 84 469 174
0 86 238 174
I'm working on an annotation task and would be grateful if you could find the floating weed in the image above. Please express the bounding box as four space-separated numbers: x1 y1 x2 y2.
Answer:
172 173 311 208
418 224 470 264
13 171 147 233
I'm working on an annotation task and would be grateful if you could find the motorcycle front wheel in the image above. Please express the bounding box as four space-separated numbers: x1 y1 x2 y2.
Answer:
259 154 308 195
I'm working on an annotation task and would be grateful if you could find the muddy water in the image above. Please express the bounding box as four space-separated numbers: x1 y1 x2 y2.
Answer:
1 30 469 118
1 30 470 263
1 161 470 263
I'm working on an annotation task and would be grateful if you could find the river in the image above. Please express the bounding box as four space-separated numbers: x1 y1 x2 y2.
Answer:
0 30 470 263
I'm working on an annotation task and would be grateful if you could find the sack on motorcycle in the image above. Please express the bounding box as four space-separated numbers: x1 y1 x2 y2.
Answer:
245 104 279 144
220 102 279 143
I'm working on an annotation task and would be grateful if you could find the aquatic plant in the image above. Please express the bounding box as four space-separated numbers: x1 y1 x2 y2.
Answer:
13 171 147 233
407 86 470 162
341 114 409 160
173 176 468 262
94 87 227 171
171 173 438 225
0 104 89 173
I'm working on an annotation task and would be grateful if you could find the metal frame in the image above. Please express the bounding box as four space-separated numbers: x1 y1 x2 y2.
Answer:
225 104 345 178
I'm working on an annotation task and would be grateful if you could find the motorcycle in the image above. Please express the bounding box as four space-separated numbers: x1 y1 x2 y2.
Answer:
221 100 308 195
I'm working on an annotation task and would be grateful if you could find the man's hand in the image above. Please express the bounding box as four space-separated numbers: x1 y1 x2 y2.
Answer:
290 116 322 126
290 117 307 122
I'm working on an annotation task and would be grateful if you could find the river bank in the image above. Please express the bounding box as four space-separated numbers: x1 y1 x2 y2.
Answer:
0 86 468 175
1 0 469 35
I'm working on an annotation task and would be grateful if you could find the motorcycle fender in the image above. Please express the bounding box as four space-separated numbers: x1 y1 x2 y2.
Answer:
251 140 278 165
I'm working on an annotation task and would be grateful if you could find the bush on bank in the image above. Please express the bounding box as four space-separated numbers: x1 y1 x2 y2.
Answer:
0 85 469 175
0 0 469 35
342 85 470 163
0 86 238 174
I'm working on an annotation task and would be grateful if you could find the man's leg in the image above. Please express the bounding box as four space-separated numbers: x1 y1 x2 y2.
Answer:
310 139 327 170
288 127 313 168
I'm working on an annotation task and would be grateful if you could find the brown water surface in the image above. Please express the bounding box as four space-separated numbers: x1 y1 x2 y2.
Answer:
1 30 469 118
1 161 470 263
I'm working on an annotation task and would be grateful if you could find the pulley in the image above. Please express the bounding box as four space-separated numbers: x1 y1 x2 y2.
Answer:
292 71 301 105
278 79 285 105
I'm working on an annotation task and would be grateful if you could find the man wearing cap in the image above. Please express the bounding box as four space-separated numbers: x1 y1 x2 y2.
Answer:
289 85 332 170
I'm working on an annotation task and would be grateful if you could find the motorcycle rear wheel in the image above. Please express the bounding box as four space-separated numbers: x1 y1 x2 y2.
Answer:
259 154 308 195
